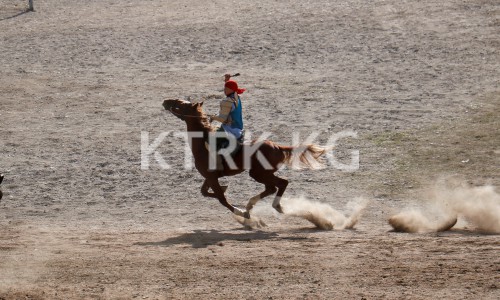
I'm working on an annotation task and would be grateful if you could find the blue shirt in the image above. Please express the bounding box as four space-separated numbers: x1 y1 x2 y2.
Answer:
222 95 243 139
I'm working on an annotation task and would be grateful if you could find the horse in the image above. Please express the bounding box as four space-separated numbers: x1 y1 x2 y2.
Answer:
162 99 327 219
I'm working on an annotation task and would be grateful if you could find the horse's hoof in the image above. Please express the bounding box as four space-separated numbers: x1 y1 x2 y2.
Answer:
273 204 284 214
0 174 3 185
233 206 249 218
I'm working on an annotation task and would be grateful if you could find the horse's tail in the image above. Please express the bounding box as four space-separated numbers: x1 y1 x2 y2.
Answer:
279 144 329 170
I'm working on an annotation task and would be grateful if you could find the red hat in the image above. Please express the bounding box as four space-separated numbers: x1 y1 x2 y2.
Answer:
224 80 246 94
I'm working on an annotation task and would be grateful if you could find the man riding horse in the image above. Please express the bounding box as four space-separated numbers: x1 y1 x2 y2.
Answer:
162 74 327 220
209 74 246 151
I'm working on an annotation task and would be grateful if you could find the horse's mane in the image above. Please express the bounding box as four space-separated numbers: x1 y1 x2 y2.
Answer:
195 105 214 132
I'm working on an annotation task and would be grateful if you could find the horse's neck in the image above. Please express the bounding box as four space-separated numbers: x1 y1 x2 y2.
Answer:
185 120 209 155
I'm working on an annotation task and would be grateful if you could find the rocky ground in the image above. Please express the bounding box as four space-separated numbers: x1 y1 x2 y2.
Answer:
0 0 498 299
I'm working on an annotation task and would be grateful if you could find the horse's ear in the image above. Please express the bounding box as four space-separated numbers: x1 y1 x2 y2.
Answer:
194 102 203 108
198 101 204 107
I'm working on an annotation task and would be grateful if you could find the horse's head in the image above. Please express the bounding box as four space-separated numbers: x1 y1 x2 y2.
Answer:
162 99 204 121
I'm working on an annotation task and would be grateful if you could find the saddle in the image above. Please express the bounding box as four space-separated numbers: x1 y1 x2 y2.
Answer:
205 128 245 171
216 136 243 156
214 127 245 157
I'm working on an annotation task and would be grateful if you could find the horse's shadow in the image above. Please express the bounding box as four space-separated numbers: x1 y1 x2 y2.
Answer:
0 9 31 22
135 229 306 248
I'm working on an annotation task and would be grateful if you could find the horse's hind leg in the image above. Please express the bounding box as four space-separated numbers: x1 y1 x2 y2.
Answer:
249 170 287 213
247 170 278 211
271 175 288 214
246 184 277 211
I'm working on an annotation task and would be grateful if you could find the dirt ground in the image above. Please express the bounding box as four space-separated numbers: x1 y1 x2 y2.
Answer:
0 0 499 299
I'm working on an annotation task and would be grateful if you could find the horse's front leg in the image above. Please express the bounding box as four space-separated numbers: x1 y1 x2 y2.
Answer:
206 177 250 219
201 179 227 198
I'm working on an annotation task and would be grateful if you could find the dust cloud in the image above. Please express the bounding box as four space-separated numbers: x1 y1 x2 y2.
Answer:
389 181 500 233
233 213 267 229
389 210 457 233
233 197 368 230
282 197 369 230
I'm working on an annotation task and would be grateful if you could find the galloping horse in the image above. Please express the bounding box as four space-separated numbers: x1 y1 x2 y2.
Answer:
163 99 327 219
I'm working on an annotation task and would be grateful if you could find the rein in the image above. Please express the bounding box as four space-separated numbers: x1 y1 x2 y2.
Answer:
168 107 213 141
170 107 209 119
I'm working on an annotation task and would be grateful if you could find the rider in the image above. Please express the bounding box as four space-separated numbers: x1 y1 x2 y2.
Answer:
210 74 246 149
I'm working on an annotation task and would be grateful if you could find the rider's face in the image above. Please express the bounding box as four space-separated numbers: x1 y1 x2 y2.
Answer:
224 87 234 96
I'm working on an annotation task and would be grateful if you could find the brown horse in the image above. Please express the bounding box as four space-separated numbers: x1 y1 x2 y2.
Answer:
162 99 327 219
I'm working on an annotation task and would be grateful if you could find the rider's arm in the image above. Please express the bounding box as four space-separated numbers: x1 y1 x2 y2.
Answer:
211 98 233 123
